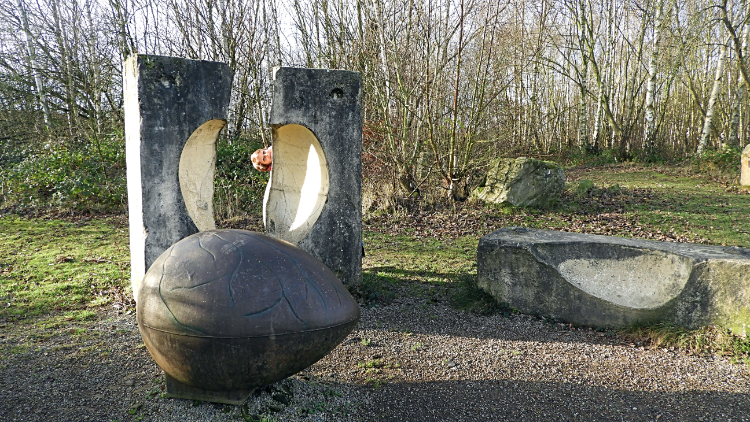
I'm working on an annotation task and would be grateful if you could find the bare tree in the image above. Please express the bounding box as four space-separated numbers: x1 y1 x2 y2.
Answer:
697 39 729 155
644 0 666 151
720 0 750 147
16 0 49 128
3 0 749 211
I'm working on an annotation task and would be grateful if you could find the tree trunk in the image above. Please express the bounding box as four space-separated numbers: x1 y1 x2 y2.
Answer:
592 80 603 151
17 0 49 128
644 0 664 151
728 2 750 147
50 0 78 140
728 71 747 148
697 41 729 155
577 1 589 150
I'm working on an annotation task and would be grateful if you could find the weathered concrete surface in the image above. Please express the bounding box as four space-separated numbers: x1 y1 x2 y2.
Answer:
471 157 565 207
477 227 750 336
266 67 362 287
741 144 750 186
124 54 232 301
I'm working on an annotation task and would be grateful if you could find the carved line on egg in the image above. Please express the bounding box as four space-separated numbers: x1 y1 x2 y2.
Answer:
163 237 235 293
242 296 284 319
213 232 308 327
208 234 244 303
234 231 344 325
196 236 218 261
150 231 357 336
166 238 235 293
238 231 347 307
157 245 209 336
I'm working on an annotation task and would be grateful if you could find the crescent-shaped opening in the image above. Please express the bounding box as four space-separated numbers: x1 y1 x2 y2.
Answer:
557 252 693 309
263 124 329 245
179 119 226 232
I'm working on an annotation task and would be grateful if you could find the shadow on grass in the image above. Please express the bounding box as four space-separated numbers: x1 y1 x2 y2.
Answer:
358 265 510 317
558 182 750 216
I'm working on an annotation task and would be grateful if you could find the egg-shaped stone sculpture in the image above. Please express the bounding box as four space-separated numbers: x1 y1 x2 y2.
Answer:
136 229 360 404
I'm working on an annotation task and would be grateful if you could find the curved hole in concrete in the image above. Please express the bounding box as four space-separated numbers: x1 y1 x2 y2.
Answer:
264 124 329 245
179 119 226 232
557 251 693 309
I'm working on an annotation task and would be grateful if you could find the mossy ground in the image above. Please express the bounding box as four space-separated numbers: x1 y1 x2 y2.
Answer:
0 216 130 322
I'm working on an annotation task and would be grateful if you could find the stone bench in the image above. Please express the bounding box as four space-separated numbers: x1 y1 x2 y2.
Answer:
477 227 750 336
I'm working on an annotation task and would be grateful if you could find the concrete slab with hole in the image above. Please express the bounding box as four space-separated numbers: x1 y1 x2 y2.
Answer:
478 227 750 336
124 54 232 302
265 67 363 287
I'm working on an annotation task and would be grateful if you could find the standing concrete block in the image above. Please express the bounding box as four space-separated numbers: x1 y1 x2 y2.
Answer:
478 227 750 336
124 54 232 301
265 67 362 287
741 144 750 186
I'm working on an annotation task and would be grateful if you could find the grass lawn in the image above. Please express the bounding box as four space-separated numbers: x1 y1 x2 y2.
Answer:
362 162 750 294
0 216 130 322
564 163 750 247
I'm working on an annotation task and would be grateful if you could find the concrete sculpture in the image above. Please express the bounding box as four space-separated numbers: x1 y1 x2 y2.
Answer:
124 57 363 404
124 54 232 302
265 67 363 287
478 227 750 336
137 230 360 404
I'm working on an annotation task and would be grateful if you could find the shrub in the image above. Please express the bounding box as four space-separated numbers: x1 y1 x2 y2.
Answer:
214 137 269 221
1 136 126 212
0 134 270 218
693 146 742 173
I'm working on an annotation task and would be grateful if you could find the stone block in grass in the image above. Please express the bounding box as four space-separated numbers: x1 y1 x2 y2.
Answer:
477 227 750 336
470 157 565 208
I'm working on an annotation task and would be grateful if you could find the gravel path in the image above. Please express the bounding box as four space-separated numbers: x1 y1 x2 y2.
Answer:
2 295 749 422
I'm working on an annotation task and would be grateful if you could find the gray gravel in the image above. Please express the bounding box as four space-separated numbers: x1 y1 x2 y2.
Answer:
2 297 749 422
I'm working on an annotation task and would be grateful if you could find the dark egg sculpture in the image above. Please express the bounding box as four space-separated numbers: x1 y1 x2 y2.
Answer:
136 229 360 404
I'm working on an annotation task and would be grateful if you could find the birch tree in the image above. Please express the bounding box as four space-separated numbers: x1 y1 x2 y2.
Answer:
697 39 729 155
720 0 750 147
16 0 49 128
644 0 666 150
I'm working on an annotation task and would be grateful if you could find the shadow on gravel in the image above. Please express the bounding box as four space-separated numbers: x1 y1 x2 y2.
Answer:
3 310 748 422
352 379 750 422
359 267 620 346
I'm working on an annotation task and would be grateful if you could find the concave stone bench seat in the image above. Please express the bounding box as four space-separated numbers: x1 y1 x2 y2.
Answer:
477 227 750 336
